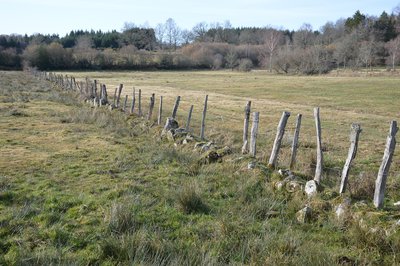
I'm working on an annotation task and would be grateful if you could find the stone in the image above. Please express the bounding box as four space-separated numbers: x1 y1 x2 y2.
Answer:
296 206 312 223
305 180 318 198
394 201 400 207
216 146 232 157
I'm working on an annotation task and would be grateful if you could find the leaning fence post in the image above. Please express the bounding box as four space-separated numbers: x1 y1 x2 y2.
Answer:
200 95 208 140
314 107 323 183
242 101 252 154
339 123 362 194
116 84 123 108
373 121 398 209
138 89 142 116
130 88 135 114
172 96 181 119
249 112 259 157
158 96 163 125
186 105 194 131
289 114 302 170
268 111 291 168
147 93 155 121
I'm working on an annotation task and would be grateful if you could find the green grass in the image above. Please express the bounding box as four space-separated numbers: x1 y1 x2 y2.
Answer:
0 70 399 265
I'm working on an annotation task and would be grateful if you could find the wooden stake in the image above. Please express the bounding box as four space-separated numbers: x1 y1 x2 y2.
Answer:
113 88 117 107
147 93 155 120
242 101 251 154
268 111 291 168
138 89 142 116
116 84 123 107
339 123 362 194
373 121 398 209
172 96 181 119
158 96 163 125
289 114 302 170
130 88 136 114
314 107 323 183
200 95 208 140
249 112 259 157
186 105 194 131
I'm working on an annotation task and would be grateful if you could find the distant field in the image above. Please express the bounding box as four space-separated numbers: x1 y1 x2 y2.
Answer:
64 70 400 176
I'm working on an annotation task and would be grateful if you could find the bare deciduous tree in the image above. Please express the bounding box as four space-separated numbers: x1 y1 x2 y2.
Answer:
385 36 400 70
263 29 282 72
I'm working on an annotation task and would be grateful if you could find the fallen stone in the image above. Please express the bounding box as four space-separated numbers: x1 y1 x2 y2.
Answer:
216 146 231 157
296 206 312 223
305 180 319 198
275 181 285 191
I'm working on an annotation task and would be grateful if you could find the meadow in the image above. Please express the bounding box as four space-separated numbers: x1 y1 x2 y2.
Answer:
0 70 399 265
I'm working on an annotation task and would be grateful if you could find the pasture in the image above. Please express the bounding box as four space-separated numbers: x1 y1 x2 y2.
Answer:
0 70 399 265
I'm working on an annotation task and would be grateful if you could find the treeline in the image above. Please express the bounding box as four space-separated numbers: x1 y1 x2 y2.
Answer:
1 9 400 73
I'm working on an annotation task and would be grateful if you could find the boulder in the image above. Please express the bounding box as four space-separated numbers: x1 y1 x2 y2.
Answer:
161 117 179 137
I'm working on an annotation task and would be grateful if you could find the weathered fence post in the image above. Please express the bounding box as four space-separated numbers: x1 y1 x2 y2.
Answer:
138 89 142 116
242 101 251 154
314 107 323 183
339 123 362 194
373 121 398 209
289 114 302 170
186 105 194 131
158 96 163 125
116 84 123 108
172 96 181 119
268 111 291 168
123 95 128 112
94 80 98 99
147 93 155 121
249 112 259 157
100 84 108 105
200 95 208 140
130 88 135 114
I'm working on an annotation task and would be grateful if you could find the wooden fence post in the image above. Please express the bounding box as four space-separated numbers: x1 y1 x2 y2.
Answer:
186 105 194 131
268 111 291 168
130 88 135 114
339 123 362 194
249 112 259 157
314 107 323 183
94 80 98 99
242 101 251 154
373 121 398 209
138 89 142 116
116 84 123 108
200 95 208 140
100 84 108 105
158 96 163 125
289 114 302 170
147 93 155 120
172 96 181 119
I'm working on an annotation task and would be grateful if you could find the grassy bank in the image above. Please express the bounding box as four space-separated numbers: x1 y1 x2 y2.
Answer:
0 70 399 265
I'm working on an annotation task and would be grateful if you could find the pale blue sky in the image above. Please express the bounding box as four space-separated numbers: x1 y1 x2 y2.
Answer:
1 0 399 36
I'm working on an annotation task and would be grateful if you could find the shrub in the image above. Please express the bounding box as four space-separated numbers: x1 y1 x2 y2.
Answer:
238 58 253 72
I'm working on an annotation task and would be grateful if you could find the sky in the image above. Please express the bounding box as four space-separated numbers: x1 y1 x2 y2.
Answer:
1 0 399 36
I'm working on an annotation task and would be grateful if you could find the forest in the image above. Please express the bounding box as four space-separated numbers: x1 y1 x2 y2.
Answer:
1 9 400 74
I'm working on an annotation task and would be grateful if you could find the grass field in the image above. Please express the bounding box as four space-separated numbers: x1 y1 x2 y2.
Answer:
1 70 399 265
